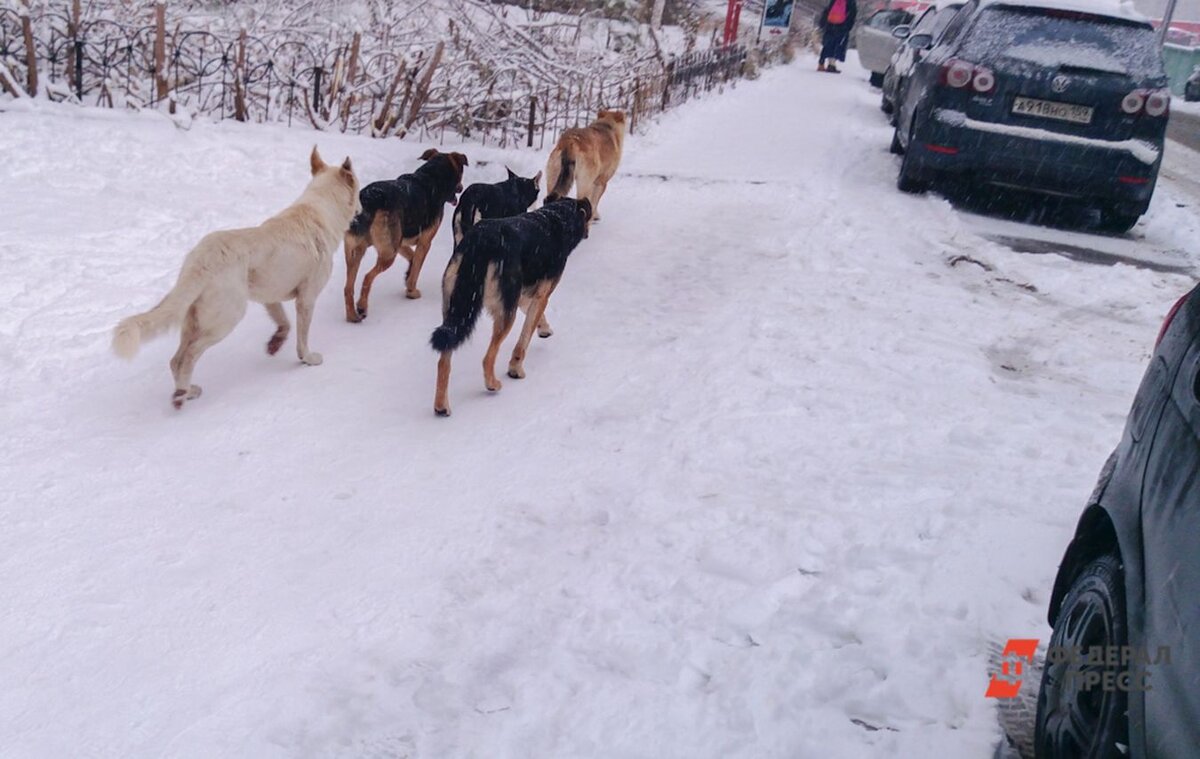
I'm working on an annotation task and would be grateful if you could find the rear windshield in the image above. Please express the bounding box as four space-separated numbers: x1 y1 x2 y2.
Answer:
959 6 1164 78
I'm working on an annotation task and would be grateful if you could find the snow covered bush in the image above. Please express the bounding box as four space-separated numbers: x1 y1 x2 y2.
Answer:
2 0 789 141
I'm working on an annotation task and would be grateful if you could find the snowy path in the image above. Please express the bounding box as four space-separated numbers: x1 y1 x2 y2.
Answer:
1 60 1195 758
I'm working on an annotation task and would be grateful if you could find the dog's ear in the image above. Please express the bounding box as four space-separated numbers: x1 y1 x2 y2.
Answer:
597 109 608 120
454 152 469 168
505 166 517 180
310 146 326 176
577 199 592 239
419 148 439 161
610 110 626 123
339 156 355 185
532 170 542 188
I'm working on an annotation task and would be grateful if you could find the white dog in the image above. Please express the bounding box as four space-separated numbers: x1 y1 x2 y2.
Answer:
112 147 360 409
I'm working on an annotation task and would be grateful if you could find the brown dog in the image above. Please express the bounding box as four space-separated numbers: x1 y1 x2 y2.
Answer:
543 110 625 221
342 149 468 322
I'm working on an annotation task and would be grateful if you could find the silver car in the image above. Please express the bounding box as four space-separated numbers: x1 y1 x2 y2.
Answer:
855 8 917 87
880 1 965 122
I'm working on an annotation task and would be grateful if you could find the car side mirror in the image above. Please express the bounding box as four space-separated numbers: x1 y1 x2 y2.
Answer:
891 24 911 39
909 33 934 49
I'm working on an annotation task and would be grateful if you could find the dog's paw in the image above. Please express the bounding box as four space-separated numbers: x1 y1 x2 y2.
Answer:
267 333 288 355
434 406 451 417
485 378 503 392
300 352 324 366
537 328 553 339
507 365 525 380
346 311 363 323
172 385 202 409
405 288 422 300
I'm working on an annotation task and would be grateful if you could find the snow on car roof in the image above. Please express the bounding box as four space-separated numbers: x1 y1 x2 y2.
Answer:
978 0 1150 24
895 1 963 13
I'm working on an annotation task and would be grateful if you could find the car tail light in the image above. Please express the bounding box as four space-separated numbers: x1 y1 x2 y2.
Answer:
940 60 994 93
972 67 996 93
941 59 975 89
1121 90 1145 114
1145 88 1170 117
1155 292 1191 348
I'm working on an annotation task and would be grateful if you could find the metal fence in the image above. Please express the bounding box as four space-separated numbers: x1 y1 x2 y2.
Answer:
0 5 788 145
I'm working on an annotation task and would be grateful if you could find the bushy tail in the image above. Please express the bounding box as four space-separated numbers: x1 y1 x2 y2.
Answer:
545 146 575 202
430 245 488 353
348 207 374 237
452 195 479 247
111 264 207 360
349 182 386 237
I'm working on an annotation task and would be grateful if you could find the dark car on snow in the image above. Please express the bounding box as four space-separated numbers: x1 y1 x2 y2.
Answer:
890 0 1170 233
1034 285 1200 758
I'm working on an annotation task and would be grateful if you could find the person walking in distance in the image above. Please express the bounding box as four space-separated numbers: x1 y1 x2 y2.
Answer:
818 0 856 73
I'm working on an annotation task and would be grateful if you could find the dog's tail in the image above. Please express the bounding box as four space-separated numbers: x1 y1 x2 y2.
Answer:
112 261 208 360
430 244 488 353
452 192 480 248
544 145 575 203
347 206 374 237
347 183 382 237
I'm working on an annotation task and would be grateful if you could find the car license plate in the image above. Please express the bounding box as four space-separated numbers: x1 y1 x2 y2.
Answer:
1011 96 1093 125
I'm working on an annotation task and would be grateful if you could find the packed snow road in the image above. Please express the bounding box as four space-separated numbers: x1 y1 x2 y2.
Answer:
1 58 1195 758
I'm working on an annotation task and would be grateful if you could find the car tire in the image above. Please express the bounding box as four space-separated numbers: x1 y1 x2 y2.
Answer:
890 127 904 155
896 117 930 193
1034 553 1128 759
1097 206 1141 235
870 71 885 88
881 93 894 115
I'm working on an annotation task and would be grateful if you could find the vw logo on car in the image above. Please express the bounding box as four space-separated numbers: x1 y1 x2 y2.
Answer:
1051 75 1070 93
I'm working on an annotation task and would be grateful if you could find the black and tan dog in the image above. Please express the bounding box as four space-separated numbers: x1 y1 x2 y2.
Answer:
452 167 542 247
430 198 592 416
343 148 468 322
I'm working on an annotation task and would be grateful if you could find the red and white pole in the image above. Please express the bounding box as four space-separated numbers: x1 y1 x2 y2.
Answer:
723 0 744 47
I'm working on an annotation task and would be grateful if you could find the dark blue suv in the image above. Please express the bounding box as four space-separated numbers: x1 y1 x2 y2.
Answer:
890 0 1170 233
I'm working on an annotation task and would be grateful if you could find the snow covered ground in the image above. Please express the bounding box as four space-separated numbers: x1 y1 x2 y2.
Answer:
1 56 1196 758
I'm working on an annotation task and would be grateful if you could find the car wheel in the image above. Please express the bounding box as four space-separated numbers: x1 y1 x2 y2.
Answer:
870 71 885 88
896 118 930 193
1096 206 1141 235
1034 553 1127 759
890 127 904 155
881 93 894 115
